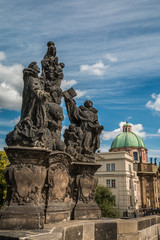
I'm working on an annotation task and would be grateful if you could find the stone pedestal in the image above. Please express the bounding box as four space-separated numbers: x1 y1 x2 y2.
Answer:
0 147 50 230
74 202 101 220
71 162 101 220
45 202 71 223
0 205 44 230
45 152 73 224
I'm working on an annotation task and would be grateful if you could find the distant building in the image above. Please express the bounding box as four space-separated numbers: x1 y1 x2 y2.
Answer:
95 121 160 217
95 151 141 217
109 121 148 163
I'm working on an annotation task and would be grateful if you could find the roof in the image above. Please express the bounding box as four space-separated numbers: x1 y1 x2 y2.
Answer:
110 131 145 150
123 122 132 127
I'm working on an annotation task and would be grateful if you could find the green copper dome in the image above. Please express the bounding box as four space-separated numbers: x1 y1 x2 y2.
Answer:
110 122 145 150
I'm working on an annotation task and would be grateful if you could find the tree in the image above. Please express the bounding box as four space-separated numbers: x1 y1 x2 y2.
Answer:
0 151 9 208
95 184 120 218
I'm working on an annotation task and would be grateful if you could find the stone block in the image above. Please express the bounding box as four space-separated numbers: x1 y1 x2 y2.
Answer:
83 223 94 240
95 222 117 240
151 217 156 226
0 205 44 230
118 232 140 240
156 216 160 224
74 202 101 220
138 218 151 230
45 203 71 224
65 225 83 240
117 220 137 234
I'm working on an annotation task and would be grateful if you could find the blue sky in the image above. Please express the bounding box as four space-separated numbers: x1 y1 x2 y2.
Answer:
0 0 160 160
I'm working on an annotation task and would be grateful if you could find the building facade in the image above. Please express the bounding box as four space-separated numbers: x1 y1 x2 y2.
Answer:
95 151 141 217
96 122 160 217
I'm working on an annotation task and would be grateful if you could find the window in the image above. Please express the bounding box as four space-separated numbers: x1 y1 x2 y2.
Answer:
106 179 116 188
111 179 116 188
111 163 115 171
106 163 115 171
130 196 132 206
106 164 110 171
106 179 110 187
129 179 132 189
133 152 138 161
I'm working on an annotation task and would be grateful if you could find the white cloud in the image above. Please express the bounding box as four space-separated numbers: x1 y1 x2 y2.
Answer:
146 93 160 112
61 79 77 90
158 129 160 134
0 82 22 110
10 116 20 125
105 53 118 62
0 51 6 61
80 61 108 76
98 144 110 153
75 89 87 98
102 121 146 141
0 116 20 127
132 123 146 138
62 125 68 134
0 53 23 110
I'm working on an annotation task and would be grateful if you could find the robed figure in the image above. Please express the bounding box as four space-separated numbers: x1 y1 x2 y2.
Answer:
63 88 103 162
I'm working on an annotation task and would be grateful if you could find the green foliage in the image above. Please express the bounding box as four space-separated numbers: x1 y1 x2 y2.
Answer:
95 184 120 218
0 151 9 208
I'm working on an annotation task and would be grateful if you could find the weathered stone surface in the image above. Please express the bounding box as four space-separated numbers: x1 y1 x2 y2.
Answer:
83 223 94 240
151 217 156 225
6 42 65 152
0 217 160 240
64 88 103 162
45 152 73 224
0 147 50 230
47 152 72 203
45 202 71 224
0 205 44 230
95 222 117 240
157 215 160 223
1 41 103 229
72 162 101 220
74 202 101 220
138 218 151 230
117 219 138 234
65 225 83 240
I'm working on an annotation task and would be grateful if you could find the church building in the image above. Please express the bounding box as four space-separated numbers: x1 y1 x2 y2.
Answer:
95 121 160 217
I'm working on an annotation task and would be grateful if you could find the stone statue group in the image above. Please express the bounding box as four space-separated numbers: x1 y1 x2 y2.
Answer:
6 41 103 162
0 42 103 229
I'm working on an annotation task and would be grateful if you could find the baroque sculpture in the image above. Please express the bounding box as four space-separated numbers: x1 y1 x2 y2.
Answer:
0 41 103 230
63 89 103 161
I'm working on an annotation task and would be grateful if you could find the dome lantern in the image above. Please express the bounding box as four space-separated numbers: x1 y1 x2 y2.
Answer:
123 121 132 133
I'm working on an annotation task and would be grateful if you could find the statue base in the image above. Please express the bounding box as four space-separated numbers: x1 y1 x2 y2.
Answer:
45 202 71 224
0 205 44 230
74 202 101 220
0 146 50 230
71 162 101 220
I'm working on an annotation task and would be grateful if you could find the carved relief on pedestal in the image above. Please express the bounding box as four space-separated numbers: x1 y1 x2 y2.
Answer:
47 152 72 203
76 173 98 203
5 163 46 205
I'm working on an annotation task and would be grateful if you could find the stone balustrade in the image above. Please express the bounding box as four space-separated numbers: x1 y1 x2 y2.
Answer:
0 215 160 240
